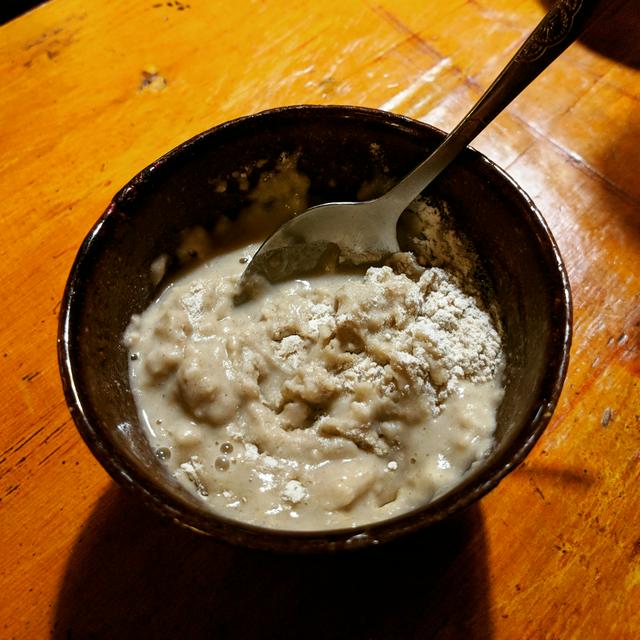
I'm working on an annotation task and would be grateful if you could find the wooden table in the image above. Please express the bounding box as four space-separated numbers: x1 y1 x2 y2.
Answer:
1 0 638 637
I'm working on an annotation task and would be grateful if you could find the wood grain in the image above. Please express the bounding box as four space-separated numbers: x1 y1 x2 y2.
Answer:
1 0 638 637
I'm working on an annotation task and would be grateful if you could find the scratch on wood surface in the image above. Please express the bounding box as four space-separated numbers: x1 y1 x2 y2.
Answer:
528 476 548 504
506 112 640 210
379 58 451 110
52 246 75 260
21 26 81 67
23 28 63 50
465 0 527 30
37 442 66 467
0 422 68 479
367 3 445 60
3 484 20 499
9 426 46 456
43 422 68 445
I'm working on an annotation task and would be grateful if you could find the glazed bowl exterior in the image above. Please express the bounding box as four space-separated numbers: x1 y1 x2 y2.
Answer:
58 105 571 552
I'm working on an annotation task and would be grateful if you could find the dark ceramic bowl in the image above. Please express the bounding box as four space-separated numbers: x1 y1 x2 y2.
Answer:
58 105 571 552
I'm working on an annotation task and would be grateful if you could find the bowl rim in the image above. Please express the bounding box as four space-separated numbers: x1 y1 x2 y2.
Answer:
57 104 572 551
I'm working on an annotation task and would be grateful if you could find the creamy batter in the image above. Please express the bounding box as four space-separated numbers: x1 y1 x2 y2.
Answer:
125 222 504 530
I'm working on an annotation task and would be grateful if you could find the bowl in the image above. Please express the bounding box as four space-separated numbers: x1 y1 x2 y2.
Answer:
58 105 572 552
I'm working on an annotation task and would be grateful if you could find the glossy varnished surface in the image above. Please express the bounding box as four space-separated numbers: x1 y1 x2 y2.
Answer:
0 0 638 637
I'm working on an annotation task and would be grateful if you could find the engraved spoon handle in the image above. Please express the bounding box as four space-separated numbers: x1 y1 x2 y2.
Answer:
384 0 607 211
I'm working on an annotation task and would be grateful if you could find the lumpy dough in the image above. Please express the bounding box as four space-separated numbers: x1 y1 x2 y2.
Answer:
125 233 505 530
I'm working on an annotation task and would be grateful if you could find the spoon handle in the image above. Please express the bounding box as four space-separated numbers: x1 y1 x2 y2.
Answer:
386 0 607 210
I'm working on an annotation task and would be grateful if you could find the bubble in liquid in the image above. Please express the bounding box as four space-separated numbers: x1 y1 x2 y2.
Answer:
220 442 233 454
215 456 230 472
156 447 171 461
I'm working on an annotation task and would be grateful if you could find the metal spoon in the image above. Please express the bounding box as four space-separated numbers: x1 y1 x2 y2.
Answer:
240 0 603 290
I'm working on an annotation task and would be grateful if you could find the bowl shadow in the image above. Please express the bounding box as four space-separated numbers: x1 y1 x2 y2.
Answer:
53 485 493 639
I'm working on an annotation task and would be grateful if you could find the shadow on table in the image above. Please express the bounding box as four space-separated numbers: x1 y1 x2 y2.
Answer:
579 86 640 237
540 0 640 69
53 485 494 640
